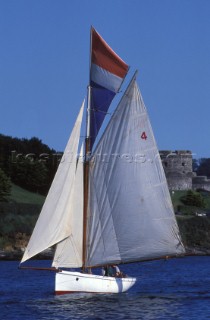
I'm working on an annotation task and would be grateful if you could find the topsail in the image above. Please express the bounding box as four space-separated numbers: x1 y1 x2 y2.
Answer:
89 27 129 149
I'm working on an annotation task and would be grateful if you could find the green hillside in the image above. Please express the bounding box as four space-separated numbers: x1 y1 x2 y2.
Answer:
8 183 45 205
0 184 45 252
172 190 210 253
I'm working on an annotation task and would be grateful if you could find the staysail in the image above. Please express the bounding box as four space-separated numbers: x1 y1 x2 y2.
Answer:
52 144 84 268
86 76 185 267
89 27 129 149
21 102 84 263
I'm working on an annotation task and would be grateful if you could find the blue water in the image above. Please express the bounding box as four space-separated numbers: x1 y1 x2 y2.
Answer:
1 257 210 320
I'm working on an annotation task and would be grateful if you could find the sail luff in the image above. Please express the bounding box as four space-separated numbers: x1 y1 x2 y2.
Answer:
21 102 84 264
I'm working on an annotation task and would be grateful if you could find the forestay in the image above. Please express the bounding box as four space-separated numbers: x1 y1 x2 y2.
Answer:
86 78 185 267
21 102 84 263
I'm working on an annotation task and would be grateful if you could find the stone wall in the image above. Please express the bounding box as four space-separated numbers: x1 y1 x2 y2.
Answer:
160 150 193 190
192 176 210 192
160 150 210 191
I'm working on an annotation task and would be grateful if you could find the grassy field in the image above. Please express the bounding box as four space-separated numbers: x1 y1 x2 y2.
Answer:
171 190 210 250
171 189 210 216
0 184 45 249
8 183 45 205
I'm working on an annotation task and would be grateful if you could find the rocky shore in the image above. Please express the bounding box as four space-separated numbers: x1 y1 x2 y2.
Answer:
185 246 210 256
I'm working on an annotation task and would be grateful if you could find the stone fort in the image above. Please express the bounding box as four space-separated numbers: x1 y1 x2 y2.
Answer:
160 150 210 191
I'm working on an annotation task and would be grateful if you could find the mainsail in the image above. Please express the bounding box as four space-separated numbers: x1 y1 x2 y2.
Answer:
21 102 84 263
86 76 185 267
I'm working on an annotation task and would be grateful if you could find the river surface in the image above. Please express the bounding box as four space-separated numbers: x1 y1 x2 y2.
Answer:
1 256 210 319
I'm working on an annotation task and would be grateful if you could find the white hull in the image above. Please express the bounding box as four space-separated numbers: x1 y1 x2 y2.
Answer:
55 270 136 295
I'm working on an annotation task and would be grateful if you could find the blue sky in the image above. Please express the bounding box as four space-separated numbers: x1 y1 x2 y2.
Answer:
0 0 210 157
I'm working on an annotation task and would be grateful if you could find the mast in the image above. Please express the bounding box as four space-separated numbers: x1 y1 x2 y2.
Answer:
82 127 90 271
82 27 129 269
82 27 92 271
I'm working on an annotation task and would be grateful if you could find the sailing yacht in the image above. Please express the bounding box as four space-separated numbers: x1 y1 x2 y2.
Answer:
20 27 185 294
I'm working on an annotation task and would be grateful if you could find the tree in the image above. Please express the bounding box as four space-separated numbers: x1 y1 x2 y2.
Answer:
0 133 58 194
181 190 206 208
0 168 11 201
10 158 48 194
192 159 199 172
196 158 210 178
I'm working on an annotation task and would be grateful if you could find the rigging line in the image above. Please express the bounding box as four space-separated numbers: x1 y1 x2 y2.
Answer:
89 107 112 115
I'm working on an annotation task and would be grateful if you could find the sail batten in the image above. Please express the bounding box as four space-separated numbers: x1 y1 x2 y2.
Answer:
21 102 84 264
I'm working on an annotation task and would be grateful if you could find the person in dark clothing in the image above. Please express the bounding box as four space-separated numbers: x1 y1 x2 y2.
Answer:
102 265 122 277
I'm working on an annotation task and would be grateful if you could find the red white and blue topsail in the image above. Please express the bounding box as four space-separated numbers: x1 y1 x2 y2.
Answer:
89 27 129 149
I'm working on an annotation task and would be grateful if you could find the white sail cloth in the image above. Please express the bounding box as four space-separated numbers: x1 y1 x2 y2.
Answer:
86 79 185 267
21 102 84 264
52 145 84 268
